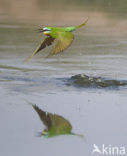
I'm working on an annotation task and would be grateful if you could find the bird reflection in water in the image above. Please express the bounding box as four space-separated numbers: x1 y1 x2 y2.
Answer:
32 104 84 138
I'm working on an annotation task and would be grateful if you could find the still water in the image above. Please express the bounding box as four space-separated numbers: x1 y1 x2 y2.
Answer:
0 1 127 155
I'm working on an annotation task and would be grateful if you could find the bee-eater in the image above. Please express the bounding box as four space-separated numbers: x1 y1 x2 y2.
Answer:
25 19 88 61
32 105 83 138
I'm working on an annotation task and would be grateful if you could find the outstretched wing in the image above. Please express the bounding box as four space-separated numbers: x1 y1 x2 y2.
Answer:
25 36 55 62
32 105 52 129
32 104 72 134
47 32 74 57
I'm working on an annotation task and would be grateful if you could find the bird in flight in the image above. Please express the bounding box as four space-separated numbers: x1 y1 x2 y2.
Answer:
32 104 84 138
25 19 88 61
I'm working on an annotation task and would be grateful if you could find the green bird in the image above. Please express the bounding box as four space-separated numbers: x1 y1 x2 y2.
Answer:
32 104 83 138
25 19 88 61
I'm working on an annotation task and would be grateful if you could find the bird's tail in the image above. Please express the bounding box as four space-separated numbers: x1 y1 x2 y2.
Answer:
71 132 84 138
76 18 89 29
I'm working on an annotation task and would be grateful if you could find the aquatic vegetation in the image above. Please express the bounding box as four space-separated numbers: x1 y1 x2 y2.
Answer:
67 74 127 88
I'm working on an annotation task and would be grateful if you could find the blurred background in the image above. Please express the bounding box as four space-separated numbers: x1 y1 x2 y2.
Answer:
0 1 127 156
0 0 127 27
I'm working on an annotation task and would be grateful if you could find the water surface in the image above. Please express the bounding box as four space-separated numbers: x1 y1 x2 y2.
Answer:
0 1 127 156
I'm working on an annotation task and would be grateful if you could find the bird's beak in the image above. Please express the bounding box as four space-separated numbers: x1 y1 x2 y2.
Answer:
37 29 44 33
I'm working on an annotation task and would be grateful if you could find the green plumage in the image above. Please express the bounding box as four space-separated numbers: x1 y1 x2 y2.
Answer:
25 19 88 61
32 105 83 138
